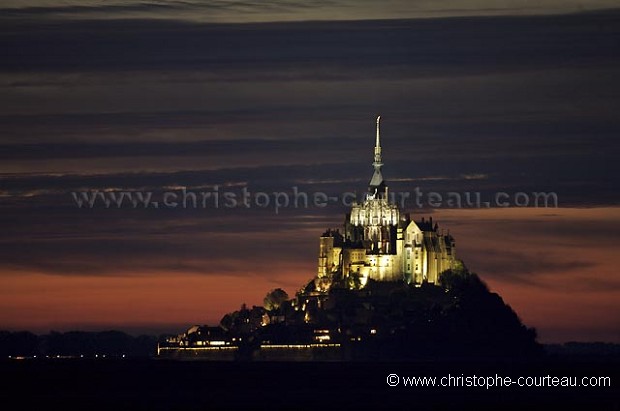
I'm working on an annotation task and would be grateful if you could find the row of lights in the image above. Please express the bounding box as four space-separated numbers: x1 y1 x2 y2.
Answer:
7 354 127 359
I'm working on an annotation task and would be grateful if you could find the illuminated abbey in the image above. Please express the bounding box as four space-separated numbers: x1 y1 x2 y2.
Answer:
315 116 456 290
158 116 542 361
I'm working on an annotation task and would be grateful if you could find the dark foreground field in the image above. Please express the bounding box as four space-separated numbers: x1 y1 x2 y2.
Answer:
1 358 618 410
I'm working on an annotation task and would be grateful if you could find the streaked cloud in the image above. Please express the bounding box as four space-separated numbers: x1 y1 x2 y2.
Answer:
1 0 618 23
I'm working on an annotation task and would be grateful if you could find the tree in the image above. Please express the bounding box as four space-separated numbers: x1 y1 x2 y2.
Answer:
263 288 289 311
219 313 234 331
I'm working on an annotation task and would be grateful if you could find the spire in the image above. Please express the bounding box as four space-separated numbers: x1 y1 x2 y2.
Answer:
368 115 385 192
374 115 382 167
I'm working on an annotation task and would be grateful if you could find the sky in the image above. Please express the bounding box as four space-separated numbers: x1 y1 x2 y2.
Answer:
0 1 619 342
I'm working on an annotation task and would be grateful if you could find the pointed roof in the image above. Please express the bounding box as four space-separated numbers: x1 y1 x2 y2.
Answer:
369 169 384 187
369 115 386 190
373 115 383 168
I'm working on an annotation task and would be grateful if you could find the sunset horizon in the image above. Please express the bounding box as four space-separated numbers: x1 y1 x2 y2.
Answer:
1 205 618 344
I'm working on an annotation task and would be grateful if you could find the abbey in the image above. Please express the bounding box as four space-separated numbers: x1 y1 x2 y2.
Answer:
157 117 543 362
316 116 456 290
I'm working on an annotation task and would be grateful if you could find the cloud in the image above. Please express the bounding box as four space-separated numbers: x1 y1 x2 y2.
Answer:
1 14 618 207
1 0 619 23
2 12 620 77
0 0 333 20
434 208 620 293
0 210 322 276
465 247 597 280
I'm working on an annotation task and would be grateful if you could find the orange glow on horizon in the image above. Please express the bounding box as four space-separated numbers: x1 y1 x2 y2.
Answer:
0 207 618 343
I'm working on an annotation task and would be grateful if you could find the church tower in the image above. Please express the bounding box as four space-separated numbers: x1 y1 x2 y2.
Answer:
347 116 400 255
316 115 456 288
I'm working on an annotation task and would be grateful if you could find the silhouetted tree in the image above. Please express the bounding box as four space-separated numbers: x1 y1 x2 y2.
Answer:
263 288 289 311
